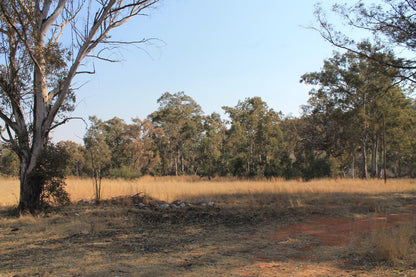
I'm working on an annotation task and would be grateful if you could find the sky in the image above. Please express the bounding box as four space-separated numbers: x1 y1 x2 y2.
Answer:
51 0 341 143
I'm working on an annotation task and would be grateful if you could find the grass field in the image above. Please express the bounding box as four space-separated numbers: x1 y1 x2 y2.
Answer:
2 176 416 206
1 177 416 276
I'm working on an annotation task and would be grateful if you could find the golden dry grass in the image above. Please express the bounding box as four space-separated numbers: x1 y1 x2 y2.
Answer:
1 175 416 206
0 176 19 207
348 222 416 264
66 177 416 203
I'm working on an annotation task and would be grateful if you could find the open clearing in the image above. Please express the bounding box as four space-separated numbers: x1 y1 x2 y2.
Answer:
1 178 416 276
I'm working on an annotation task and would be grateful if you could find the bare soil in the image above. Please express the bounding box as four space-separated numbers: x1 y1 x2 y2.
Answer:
241 206 416 276
1 191 416 276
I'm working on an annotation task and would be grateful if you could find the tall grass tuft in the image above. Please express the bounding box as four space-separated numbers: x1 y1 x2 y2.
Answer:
348 222 416 265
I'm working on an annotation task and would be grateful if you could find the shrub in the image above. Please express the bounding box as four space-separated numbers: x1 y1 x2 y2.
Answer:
40 178 71 207
109 165 142 179
37 143 71 208
0 148 19 176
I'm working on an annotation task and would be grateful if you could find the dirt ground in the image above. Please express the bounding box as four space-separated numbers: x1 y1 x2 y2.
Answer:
1 192 416 276
240 206 416 276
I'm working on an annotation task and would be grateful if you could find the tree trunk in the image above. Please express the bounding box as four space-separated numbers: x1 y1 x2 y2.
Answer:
17 13 50 213
371 136 378 178
351 154 355 179
19 175 43 212
18 156 43 212
362 136 368 179
93 167 102 202
180 154 184 174
383 114 387 184
361 94 368 179
175 154 178 176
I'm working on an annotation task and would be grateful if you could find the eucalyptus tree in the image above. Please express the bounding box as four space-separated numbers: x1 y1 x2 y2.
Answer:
100 117 129 171
124 118 163 176
0 0 159 211
84 117 111 202
301 44 406 178
197 112 225 179
378 91 416 177
314 0 416 83
150 92 203 176
57 140 86 177
223 97 285 177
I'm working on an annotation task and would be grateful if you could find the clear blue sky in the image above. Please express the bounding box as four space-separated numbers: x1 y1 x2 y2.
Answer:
51 0 340 143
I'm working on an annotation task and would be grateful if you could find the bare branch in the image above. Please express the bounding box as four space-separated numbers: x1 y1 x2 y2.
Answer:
86 54 119 62
0 125 13 144
50 2 84 45
48 0 159 126
75 69 96 75
0 108 17 132
49 116 87 131
100 38 151 44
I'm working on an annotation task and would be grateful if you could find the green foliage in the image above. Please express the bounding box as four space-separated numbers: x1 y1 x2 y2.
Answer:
109 166 142 179
196 113 225 179
150 92 203 176
0 147 19 176
0 143 71 208
124 118 162 176
84 116 112 201
317 1 416 82
223 97 288 178
55 84 416 181
37 144 71 207
0 0 160 212
41 178 71 207
300 44 416 178
57 141 86 176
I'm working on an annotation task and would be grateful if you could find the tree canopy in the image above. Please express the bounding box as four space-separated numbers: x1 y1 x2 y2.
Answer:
315 0 416 83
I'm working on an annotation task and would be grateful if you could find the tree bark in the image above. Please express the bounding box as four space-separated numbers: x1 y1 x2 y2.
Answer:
19 173 43 212
362 135 368 179
18 153 43 212
351 154 355 179
361 94 368 179
383 114 387 183
371 135 378 178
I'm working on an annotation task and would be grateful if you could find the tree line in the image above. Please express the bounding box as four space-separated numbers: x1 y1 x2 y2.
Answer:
2 54 416 180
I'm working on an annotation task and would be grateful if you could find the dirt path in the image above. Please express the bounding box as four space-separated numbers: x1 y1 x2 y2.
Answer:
239 205 416 276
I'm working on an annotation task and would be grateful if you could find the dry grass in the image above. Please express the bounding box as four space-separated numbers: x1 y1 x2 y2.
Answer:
1 176 416 276
2 176 416 215
66 176 416 203
2 176 416 206
48 176 416 203
348 222 416 265
0 176 19 207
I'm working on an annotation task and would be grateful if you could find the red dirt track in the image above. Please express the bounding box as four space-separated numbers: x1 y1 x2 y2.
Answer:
239 204 416 276
273 212 416 247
